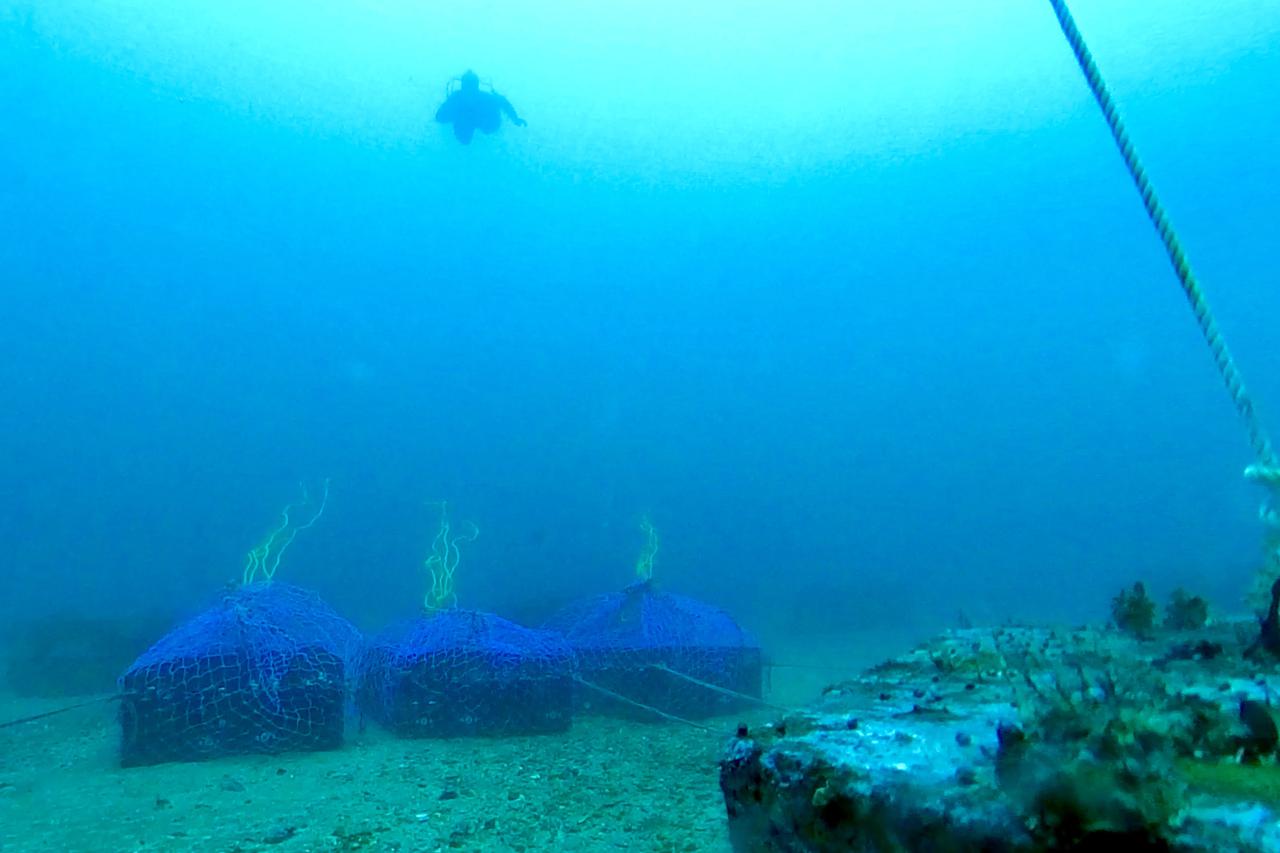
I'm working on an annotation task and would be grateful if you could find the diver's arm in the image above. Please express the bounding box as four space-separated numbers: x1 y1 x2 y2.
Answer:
434 96 456 123
496 95 527 127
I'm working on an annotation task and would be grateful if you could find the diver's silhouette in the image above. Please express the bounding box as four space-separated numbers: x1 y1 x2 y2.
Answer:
435 70 526 145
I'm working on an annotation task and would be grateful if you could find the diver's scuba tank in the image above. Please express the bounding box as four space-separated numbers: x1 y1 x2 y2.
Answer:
444 70 495 97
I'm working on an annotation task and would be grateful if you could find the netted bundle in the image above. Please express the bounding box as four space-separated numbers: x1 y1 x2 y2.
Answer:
357 609 574 737
544 580 762 720
118 583 362 767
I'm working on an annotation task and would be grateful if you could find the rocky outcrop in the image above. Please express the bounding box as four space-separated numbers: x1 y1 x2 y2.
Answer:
721 625 1280 852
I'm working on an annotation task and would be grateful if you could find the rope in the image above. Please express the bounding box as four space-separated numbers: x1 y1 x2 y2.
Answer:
573 676 715 731
1047 0 1276 469
0 693 120 730
1246 464 1280 581
647 664 792 714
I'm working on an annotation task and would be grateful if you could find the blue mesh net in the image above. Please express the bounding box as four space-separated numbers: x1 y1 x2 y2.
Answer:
543 580 762 719
118 583 362 767
357 609 574 737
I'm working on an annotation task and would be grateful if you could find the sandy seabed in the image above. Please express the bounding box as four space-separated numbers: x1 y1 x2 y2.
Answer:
0 695 762 853
0 629 907 853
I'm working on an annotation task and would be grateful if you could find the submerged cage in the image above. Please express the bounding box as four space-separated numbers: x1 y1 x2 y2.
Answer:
117 583 361 767
357 609 574 737
544 580 762 720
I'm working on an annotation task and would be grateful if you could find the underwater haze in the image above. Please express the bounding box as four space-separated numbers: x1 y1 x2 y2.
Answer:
2 0 1280 661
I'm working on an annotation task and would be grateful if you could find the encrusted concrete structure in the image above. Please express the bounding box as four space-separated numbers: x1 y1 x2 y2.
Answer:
721 625 1280 852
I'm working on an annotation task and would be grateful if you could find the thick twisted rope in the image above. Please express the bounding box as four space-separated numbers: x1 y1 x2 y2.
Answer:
1246 464 1280 584
1048 0 1275 469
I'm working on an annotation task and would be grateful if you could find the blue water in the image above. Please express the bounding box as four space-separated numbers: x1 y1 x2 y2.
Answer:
2 0 1278 652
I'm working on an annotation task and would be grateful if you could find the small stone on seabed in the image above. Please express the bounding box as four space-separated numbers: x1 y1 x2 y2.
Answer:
262 824 296 845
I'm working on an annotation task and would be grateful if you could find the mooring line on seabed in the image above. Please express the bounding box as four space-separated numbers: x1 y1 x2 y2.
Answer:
0 693 120 730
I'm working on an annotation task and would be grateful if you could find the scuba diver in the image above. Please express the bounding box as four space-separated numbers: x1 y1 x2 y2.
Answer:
435 70 527 145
